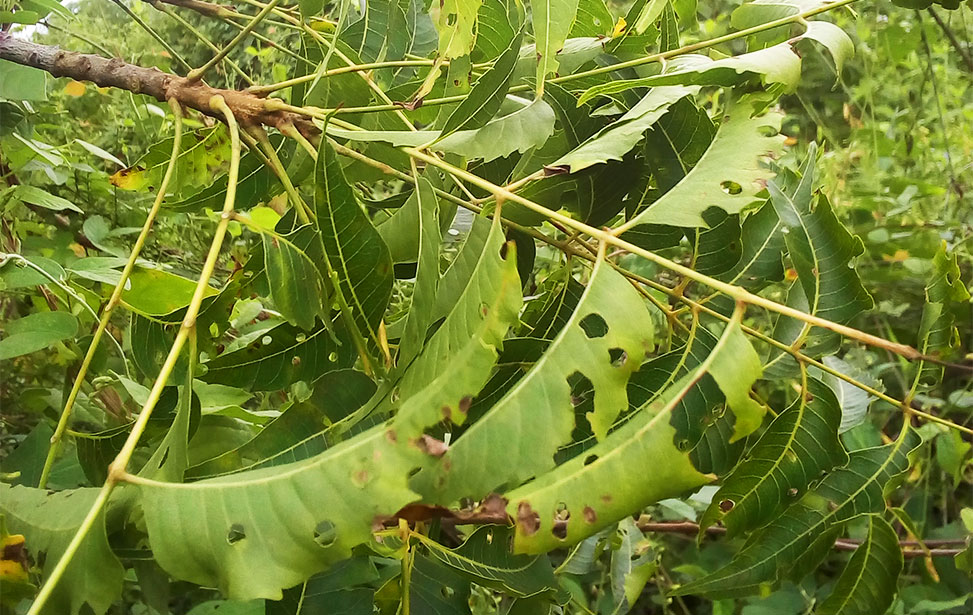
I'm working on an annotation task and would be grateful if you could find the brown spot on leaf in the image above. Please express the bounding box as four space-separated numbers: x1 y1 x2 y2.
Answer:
517 501 540 536
600 494 612 504
583 506 597 524
385 429 397 443
459 396 472 414
719 499 735 513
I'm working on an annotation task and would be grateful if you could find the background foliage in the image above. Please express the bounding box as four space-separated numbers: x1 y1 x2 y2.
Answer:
0 0 971 613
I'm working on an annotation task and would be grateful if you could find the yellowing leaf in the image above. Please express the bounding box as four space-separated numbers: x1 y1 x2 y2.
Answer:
611 16 627 37
109 166 149 191
63 80 86 97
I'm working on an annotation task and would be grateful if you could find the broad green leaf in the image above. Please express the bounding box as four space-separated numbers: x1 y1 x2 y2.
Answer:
313 139 393 345
549 85 698 173
0 60 47 100
673 429 920 598
578 43 803 105
619 97 785 230
202 322 355 391
504 314 755 554
432 0 482 59
529 0 581 95
328 96 556 162
816 515 903 615
0 310 78 360
262 230 329 331
438 27 524 138
629 0 669 34
415 256 656 503
422 526 561 597
140 373 198 483
10 184 82 213
769 146 872 354
121 267 218 317
802 21 854 79
0 484 124 615
66 256 126 285
915 242 969 387
0 255 65 290
699 378 848 536
396 178 442 364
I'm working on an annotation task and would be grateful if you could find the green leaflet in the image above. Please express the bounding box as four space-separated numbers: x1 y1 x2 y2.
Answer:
9 184 82 212
432 0 482 59
503 312 756 554
396 178 443 365
769 145 873 355
817 515 903 615
618 97 785 231
391 216 523 430
438 27 524 138
706 311 765 440
202 321 356 391
409 553 472 614
120 267 219 318
915 242 969 388
529 0 581 95
327 97 555 162
609 518 656 614
139 422 422 600
698 377 848 537
673 429 921 598
414 256 656 503
578 42 803 105
138 217 522 600
802 21 855 80
420 526 561 598
313 138 393 346
549 85 698 173
569 0 613 37
0 484 124 615
261 230 329 331
110 127 230 199
472 0 519 62
0 310 78 360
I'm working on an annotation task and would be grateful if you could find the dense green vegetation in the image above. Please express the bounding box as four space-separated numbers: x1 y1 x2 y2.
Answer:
0 0 970 613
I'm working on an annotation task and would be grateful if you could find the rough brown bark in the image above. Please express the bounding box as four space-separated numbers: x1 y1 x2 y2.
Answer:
0 33 318 137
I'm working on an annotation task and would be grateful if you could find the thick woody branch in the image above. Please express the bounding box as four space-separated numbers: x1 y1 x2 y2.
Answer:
0 33 318 137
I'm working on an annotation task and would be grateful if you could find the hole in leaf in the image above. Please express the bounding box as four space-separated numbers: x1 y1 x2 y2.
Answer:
296 333 307 343
441 586 454 598
787 488 799 497
720 181 742 195
446 12 457 25
676 439 691 452
313 520 337 548
719 499 735 513
552 521 568 540
328 351 338 362
226 524 246 545
609 347 627 367
583 454 598 466
261 335 273 346
757 124 780 137
579 313 608 338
